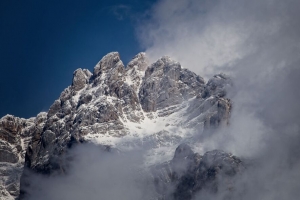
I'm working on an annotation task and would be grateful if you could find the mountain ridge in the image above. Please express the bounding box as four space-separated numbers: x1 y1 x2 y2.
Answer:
0 52 232 199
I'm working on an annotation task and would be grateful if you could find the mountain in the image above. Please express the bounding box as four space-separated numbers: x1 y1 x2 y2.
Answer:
151 144 244 200
0 52 233 200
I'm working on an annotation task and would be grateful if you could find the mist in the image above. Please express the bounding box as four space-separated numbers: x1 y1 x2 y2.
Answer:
22 144 156 200
138 0 300 199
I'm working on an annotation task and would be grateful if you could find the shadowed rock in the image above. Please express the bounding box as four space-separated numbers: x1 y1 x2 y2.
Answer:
151 144 243 200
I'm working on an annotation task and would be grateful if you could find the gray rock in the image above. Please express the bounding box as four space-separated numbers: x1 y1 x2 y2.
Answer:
0 113 46 199
202 73 232 98
41 130 56 148
0 52 233 199
93 52 122 77
47 100 61 118
139 56 205 112
72 68 92 91
151 144 243 200
77 94 93 107
126 52 149 92
21 52 231 177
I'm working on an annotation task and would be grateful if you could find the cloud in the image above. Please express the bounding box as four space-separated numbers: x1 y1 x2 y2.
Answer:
22 144 156 200
110 4 131 21
137 0 300 157
137 0 300 199
137 0 300 78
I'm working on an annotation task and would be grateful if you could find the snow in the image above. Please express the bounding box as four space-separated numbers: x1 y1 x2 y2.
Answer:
83 96 204 166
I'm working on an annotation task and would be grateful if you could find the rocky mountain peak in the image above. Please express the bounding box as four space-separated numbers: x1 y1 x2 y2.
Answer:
140 55 205 112
21 52 231 173
0 51 234 200
93 52 123 78
126 52 148 71
125 52 148 94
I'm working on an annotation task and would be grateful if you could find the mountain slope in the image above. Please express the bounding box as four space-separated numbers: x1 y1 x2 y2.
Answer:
0 52 232 199
24 52 231 174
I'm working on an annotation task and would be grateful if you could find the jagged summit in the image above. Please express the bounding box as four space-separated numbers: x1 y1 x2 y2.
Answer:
0 52 232 199
127 52 148 71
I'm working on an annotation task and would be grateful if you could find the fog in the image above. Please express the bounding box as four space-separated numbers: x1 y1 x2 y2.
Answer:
138 0 300 199
138 0 300 165
22 144 156 200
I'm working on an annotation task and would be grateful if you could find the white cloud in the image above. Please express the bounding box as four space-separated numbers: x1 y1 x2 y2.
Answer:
137 0 300 199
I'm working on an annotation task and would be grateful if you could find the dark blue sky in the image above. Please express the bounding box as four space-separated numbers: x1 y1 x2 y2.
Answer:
0 0 155 118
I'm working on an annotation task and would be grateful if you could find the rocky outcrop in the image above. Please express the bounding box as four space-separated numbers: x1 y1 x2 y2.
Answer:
139 56 205 112
0 113 46 199
151 144 244 200
201 73 232 99
22 52 145 176
72 68 92 91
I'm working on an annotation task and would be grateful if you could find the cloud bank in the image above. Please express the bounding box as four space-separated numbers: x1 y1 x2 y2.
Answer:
138 0 300 77
138 0 300 158
138 0 300 199
23 144 156 200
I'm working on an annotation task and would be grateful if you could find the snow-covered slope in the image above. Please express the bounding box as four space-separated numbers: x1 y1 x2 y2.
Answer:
0 52 232 199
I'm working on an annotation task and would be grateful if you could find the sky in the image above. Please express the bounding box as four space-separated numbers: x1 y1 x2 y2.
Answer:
0 0 156 118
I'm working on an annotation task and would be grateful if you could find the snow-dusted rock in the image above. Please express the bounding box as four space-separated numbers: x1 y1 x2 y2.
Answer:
0 52 233 199
72 68 92 91
21 52 231 176
0 113 46 199
139 56 205 112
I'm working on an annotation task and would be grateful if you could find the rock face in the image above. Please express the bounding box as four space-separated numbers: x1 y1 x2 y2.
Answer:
72 68 92 91
139 56 204 112
0 113 46 199
151 144 244 200
0 52 232 199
